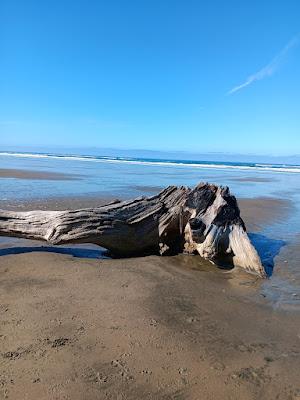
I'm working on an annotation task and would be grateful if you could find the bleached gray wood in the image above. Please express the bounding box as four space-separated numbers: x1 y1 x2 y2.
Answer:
0 183 266 277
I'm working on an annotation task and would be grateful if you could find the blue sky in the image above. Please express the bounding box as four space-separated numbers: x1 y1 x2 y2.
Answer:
1 0 300 155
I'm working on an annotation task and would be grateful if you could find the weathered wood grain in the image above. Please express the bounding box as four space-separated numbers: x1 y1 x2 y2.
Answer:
0 183 266 277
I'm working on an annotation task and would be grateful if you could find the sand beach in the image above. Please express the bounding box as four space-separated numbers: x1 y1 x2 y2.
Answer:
2 1 300 397
1 183 300 399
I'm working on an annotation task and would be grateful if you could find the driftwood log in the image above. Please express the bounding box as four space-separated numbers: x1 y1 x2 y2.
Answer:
0 183 266 277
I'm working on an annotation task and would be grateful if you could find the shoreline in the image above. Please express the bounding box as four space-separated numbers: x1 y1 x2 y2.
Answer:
1 151 300 173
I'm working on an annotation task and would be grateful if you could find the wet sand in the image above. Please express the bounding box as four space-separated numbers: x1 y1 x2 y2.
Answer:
231 177 275 183
0 195 300 399
239 197 292 232
1 196 117 212
0 168 80 181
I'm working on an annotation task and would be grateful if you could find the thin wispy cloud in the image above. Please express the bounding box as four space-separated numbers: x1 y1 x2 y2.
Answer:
228 34 299 95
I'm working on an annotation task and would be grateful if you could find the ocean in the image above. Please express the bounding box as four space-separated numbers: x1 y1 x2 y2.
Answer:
1 150 300 200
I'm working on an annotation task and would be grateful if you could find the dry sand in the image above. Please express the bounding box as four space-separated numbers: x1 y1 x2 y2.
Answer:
0 195 300 400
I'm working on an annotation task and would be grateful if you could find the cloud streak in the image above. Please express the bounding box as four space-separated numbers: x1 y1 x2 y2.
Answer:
228 35 299 95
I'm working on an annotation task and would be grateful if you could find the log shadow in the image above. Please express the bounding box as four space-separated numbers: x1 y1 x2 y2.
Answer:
248 233 286 277
0 245 109 259
0 234 286 278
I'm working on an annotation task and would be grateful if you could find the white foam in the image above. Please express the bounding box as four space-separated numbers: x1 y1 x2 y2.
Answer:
1 152 300 173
